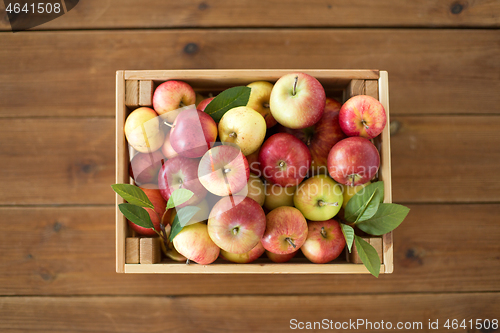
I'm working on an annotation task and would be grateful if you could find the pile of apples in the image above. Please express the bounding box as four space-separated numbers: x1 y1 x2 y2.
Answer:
124 72 387 265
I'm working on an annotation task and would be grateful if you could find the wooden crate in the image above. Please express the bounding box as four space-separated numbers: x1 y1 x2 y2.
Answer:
116 69 392 274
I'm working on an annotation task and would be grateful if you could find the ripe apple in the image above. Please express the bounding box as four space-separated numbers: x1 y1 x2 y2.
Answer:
262 206 308 255
263 184 296 211
218 106 267 156
158 156 207 208
124 107 164 153
173 222 220 265
220 242 265 264
293 174 343 221
327 137 380 186
208 196 266 254
168 199 210 225
247 81 277 128
339 95 387 139
152 80 196 123
279 98 346 175
234 173 266 206
161 131 178 159
266 250 298 263
301 219 346 264
259 133 311 187
128 186 166 236
129 150 165 186
169 107 218 158
269 72 326 129
342 181 371 209
198 145 250 197
197 97 214 112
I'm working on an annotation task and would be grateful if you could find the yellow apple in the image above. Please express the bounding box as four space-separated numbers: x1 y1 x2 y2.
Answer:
124 107 164 153
342 181 371 209
235 173 266 206
218 106 266 156
264 184 297 211
247 81 277 128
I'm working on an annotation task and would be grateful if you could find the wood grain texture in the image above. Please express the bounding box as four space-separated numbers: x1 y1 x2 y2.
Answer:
2 116 498 205
0 294 498 332
0 30 498 117
1 0 498 31
0 204 498 295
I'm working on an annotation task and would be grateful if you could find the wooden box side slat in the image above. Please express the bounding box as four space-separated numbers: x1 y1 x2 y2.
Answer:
116 71 128 273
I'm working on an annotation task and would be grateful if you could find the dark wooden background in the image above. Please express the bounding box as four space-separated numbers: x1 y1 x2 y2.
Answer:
1 1 499 331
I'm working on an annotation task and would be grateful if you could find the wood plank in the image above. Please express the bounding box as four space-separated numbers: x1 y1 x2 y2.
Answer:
0 294 498 332
0 118 115 205
1 0 498 31
0 30 498 117
125 238 139 264
2 115 498 205
0 204 498 295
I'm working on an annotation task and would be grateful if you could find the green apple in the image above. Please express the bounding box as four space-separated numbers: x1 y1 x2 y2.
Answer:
247 81 277 128
293 174 343 221
264 184 296 211
342 181 371 209
218 106 267 156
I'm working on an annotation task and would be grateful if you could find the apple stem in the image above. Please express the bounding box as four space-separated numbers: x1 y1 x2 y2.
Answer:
186 258 190 265
279 161 285 168
292 76 298 96
224 168 231 174
320 227 327 238
285 237 296 249
163 120 174 128
350 174 355 186
318 200 338 207
263 102 270 109
229 132 237 138
361 119 369 130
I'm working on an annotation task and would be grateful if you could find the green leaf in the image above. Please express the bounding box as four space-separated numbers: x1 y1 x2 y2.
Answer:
169 206 202 242
357 203 410 236
166 188 194 209
111 184 154 209
354 236 381 278
345 181 384 223
204 86 251 122
340 223 355 253
118 203 154 230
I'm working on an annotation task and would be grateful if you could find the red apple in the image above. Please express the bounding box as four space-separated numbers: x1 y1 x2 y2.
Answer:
197 97 214 112
261 206 308 255
208 196 266 254
158 156 207 207
269 72 325 129
279 98 346 175
153 81 196 123
327 137 380 186
129 151 165 186
127 186 166 236
198 145 250 197
161 130 179 159
220 242 265 264
266 250 298 263
301 219 346 264
339 95 387 139
259 133 311 187
173 222 220 265
169 107 218 158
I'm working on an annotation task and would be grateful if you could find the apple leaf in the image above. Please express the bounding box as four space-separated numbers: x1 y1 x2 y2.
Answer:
345 181 384 223
356 203 410 236
118 203 154 230
354 236 381 278
169 206 202 242
111 184 154 209
204 86 251 122
340 223 355 253
166 188 194 209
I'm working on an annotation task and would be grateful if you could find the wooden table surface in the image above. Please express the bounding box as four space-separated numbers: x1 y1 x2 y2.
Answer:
1 1 499 331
